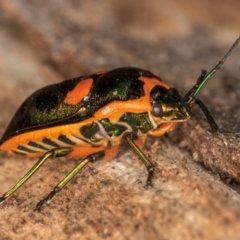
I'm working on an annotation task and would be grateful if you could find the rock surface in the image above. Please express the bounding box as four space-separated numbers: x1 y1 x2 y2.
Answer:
0 1 240 239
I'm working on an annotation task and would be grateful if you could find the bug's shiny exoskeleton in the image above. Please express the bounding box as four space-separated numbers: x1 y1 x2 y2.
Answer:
0 37 239 210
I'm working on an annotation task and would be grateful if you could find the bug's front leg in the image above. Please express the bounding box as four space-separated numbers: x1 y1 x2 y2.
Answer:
124 133 155 186
194 98 240 137
194 98 219 133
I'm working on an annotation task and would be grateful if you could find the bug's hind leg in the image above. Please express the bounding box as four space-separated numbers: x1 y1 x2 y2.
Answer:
36 151 105 211
0 147 72 204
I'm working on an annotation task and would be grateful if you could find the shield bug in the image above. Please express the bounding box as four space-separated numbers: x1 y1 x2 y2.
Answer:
0 37 239 210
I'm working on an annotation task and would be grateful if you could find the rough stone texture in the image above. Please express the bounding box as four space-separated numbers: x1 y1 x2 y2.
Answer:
0 1 240 239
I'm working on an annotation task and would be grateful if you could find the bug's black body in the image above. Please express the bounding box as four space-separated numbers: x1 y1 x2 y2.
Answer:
1 67 163 143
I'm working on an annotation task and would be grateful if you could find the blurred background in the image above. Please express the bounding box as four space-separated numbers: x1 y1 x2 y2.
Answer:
0 1 239 240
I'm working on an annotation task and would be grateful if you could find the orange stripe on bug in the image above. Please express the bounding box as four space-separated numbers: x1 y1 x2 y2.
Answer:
139 76 170 92
148 122 178 137
64 78 93 105
68 145 119 159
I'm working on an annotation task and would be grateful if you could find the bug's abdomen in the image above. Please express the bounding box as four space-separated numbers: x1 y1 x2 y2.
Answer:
0 114 138 157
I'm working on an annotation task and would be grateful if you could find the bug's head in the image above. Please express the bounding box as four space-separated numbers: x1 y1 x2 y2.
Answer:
150 86 191 125
150 36 240 126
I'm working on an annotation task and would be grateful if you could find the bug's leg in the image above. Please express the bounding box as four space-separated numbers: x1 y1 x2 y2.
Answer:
195 98 239 137
124 133 155 186
194 98 219 133
36 151 105 211
0 147 72 204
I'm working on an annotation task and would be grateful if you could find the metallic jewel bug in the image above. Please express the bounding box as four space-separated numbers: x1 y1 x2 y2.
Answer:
0 37 239 210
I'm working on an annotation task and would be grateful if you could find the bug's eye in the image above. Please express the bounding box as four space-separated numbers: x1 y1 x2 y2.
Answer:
151 102 163 117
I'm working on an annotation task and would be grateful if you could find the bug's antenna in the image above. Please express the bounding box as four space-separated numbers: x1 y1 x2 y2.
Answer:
181 36 240 108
